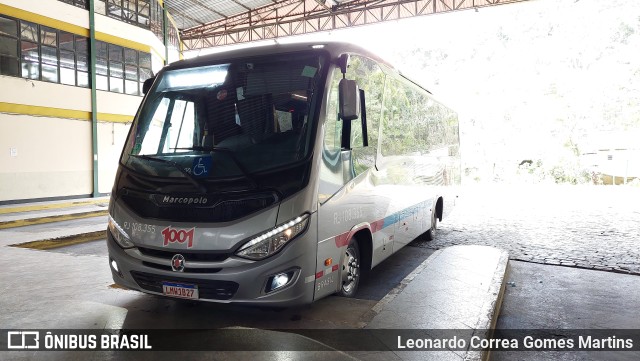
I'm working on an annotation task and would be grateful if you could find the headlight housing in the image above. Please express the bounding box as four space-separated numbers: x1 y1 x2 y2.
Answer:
236 214 309 260
108 215 134 249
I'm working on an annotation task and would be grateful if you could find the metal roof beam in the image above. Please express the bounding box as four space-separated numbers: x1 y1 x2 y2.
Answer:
180 0 533 50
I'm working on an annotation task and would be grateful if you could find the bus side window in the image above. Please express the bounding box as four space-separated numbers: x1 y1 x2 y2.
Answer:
318 68 345 204
324 68 343 151
345 56 385 176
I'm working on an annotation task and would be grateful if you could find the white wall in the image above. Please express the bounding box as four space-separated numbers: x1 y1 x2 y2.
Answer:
96 90 142 116
0 76 140 199
2 0 89 28
97 121 131 194
0 0 165 201
0 76 91 112
0 114 92 201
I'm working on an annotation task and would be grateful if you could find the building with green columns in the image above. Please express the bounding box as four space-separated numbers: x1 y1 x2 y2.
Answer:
0 0 181 203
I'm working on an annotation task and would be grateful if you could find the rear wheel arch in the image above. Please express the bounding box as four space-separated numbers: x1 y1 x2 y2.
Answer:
426 197 444 241
435 196 444 221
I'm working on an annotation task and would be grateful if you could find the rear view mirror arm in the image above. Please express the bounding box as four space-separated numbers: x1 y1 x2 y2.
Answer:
359 89 368 148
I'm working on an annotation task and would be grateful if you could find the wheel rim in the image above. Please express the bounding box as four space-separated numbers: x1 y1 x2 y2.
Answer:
342 246 359 293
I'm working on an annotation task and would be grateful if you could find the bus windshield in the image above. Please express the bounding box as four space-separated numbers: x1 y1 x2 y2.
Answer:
121 52 324 182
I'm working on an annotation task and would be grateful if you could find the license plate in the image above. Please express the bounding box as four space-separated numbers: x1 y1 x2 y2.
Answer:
161 281 199 300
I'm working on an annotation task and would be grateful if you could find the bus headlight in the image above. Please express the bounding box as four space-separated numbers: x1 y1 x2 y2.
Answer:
108 215 134 249
236 214 309 260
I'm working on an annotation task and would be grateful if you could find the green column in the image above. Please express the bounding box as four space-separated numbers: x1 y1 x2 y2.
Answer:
89 0 99 197
163 4 169 65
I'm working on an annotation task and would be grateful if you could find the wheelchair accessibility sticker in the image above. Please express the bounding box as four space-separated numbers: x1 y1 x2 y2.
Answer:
191 156 212 177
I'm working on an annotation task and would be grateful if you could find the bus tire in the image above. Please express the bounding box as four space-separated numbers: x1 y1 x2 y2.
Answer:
426 208 438 241
339 239 360 298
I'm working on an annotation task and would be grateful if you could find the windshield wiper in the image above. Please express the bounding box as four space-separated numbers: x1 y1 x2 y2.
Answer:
129 154 208 193
171 146 258 189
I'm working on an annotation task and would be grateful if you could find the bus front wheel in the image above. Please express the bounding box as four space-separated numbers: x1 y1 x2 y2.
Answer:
339 239 360 297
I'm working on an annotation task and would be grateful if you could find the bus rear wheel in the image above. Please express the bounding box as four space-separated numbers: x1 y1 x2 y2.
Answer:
339 239 360 297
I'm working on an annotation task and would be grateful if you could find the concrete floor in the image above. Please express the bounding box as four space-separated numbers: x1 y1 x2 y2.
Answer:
493 261 640 361
28 250 633 361
0 216 506 361
3 187 639 360
46 237 435 302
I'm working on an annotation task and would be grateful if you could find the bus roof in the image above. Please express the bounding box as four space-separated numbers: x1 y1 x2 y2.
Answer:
164 41 434 96
165 41 396 72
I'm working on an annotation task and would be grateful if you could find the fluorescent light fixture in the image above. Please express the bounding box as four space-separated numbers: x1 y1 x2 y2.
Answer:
156 64 229 92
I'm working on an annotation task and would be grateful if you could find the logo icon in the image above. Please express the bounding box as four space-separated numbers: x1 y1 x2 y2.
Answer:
158 195 209 206
7 331 39 349
162 226 196 248
171 254 186 272
191 156 212 177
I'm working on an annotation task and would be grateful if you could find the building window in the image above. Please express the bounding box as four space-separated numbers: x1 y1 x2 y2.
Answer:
61 0 154 31
124 48 139 95
59 31 76 85
59 0 180 62
108 43 124 93
75 35 90 87
95 41 108 91
59 0 179 56
0 14 152 96
0 16 19 76
20 21 40 80
138 51 151 95
40 26 59 83
59 0 88 10
137 0 151 27
150 0 164 44
106 0 151 28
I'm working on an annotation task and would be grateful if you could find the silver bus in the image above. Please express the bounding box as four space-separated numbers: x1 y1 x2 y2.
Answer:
107 42 460 306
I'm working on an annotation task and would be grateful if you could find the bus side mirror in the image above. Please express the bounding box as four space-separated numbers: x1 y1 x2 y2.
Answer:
142 77 156 95
339 78 360 121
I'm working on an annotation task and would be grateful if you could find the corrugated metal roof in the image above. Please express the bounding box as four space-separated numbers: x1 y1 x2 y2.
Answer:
165 0 274 30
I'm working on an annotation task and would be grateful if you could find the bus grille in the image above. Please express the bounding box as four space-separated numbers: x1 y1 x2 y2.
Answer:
130 271 238 300
138 247 230 263
120 193 276 223
141 262 222 274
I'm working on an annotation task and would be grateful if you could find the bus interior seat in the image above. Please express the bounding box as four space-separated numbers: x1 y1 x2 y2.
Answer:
236 94 273 141
194 100 209 148
205 88 242 145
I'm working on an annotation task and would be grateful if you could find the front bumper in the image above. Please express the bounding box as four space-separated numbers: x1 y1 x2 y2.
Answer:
107 230 316 307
